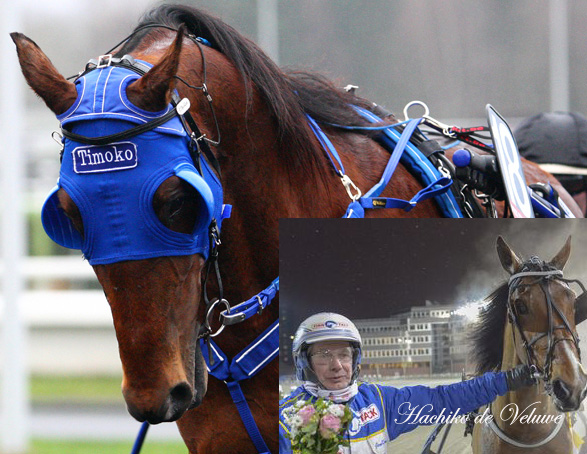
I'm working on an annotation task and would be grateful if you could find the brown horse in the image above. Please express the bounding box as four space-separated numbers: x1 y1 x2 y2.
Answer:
10 4 583 454
470 237 587 453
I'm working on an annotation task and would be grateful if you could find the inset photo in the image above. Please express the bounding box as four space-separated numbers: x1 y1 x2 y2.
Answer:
279 219 587 454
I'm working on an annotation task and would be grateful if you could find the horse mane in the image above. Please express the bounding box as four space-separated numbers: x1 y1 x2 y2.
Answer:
469 256 559 374
116 4 388 169
468 283 509 374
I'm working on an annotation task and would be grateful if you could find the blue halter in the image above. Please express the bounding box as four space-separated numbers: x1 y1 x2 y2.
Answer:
41 59 226 265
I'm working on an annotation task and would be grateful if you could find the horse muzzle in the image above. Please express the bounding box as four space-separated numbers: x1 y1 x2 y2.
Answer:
124 381 195 424
550 374 587 412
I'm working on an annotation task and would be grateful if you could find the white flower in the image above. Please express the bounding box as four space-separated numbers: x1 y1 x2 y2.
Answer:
294 399 307 409
289 415 303 429
327 403 345 418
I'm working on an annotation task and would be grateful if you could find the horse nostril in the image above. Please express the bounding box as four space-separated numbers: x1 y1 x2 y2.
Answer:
170 382 193 408
552 379 572 401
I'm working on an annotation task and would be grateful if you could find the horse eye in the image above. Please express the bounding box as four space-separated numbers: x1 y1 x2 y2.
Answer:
153 178 199 234
168 197 186 219
516 302 529 315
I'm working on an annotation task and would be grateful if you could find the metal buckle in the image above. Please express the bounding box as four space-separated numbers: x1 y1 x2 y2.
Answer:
220 296 265 326
204 298 231 338
96 54 113 68
340 174 362 201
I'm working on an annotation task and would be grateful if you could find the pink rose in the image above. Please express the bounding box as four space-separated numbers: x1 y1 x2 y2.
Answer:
319 413 342 438
298 405 316 425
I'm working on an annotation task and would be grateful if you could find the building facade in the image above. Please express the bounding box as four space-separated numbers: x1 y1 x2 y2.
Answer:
355 302 469 378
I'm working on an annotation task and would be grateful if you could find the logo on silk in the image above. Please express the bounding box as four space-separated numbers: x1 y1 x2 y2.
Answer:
72 142 138 174
348 404 380 436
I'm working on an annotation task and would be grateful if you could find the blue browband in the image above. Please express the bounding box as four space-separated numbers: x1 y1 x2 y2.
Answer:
41 59 226 265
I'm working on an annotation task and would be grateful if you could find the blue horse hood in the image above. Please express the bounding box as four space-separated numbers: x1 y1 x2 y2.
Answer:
41 61 225 265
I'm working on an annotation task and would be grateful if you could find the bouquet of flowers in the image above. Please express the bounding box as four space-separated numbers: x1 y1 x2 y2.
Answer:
284 398 353 454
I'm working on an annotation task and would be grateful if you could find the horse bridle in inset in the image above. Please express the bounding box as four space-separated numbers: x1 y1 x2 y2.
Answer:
484 261 584 449
506 261 584 386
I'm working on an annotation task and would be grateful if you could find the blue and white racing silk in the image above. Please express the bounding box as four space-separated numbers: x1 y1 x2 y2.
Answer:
279 373 508 453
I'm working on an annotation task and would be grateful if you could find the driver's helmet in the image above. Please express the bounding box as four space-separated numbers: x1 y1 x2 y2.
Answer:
292 312 362 384
515 112 587 196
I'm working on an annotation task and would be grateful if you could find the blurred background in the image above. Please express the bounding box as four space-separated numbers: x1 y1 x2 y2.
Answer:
0 0 584 452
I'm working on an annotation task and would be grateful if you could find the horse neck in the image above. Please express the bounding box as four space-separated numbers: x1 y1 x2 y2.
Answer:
492 322 564 441
190 58 352 296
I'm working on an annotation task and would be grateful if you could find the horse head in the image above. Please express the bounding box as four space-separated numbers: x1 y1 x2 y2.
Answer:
497 236 587 412
12 30 218 424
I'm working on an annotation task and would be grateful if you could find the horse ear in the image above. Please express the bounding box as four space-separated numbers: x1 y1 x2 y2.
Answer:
126 26 185 112
11 32 77 115
496 236 522 275
549 235 571 270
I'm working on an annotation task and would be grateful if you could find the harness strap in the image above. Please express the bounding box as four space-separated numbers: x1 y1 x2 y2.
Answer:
201 320 278 454
308 112 457 218
353 106 464 218
130 422 149 454
226 381 270 454
306 114 345 176
364 118 422 198
359 177 453 212
198 279 279 454
220 277 279 326
203 320 279 382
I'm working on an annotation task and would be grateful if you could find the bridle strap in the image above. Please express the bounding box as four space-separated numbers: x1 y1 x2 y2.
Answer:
508 267 582 382
508 270 563 285
61 105 182 146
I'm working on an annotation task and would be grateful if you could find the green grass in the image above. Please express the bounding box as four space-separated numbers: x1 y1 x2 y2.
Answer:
30 439 187 454
31 375 123 405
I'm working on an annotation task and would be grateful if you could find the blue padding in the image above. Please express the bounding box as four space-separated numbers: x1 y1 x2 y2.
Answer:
202 320 279 382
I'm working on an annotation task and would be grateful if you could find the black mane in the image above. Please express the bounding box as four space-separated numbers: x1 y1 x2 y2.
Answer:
117 4 387 168
468 283 509 374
